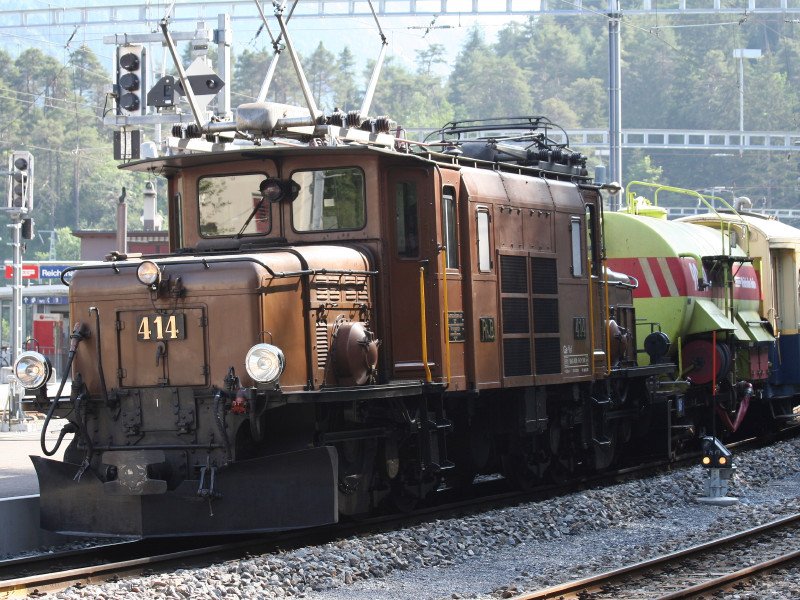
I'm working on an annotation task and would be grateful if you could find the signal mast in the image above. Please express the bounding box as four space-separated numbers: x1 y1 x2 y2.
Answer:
3 151 34 429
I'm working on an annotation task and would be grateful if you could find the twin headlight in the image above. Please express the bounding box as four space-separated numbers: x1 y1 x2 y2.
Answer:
13 351 52 390
11 344 284 390
245 343 285 384
137 260 161 287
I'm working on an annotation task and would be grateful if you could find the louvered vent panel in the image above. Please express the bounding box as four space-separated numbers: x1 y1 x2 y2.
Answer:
535 338 561 374
531 257 558 295
314 276 341 304
500 255 528 294
503 338 531 377
316 323 329 369
532 298 559 334
344 276 368 303
502 298 530 334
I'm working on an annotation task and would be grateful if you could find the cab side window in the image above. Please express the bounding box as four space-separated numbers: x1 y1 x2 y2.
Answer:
476 207 492 272
570 215 583 278
395 182 419 258
442 186 459 269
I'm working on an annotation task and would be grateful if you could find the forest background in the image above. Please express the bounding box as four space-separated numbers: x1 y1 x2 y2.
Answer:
0 12 798 262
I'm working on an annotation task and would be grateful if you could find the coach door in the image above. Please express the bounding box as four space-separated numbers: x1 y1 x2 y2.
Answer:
386 168 439 381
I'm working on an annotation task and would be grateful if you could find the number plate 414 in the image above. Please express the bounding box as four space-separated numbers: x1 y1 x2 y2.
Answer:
137 313 186 341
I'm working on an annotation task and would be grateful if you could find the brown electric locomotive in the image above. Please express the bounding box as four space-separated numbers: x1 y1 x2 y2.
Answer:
19 111 679 537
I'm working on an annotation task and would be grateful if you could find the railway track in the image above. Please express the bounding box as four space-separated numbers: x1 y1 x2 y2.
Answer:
515 512 800 599
3 427 797 597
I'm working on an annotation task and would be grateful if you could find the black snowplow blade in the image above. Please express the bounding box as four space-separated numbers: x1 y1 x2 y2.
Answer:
32 446 338 537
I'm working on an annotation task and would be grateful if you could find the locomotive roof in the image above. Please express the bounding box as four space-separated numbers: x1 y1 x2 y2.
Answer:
119 140 592 184
118 142 417 176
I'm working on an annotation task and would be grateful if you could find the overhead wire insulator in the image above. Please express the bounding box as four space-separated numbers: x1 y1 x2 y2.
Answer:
327 110 346 127
346 111 362 128
370 116 392 133
185 124 203 139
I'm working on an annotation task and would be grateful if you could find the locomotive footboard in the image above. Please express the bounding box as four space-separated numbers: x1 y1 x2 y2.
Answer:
32 446 339 537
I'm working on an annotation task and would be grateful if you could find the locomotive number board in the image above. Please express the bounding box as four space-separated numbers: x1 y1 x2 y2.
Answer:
137 313 186 341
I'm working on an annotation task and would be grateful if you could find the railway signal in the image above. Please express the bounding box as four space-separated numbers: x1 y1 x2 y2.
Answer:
21 218 34 240
8 151 33 211
700 435 733 468
116 44 147 116
698 436 737 506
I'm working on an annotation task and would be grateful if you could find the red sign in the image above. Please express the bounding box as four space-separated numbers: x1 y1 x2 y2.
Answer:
5 264 39 279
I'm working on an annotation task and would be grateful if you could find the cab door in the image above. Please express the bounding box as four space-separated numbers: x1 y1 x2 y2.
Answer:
386 168 439 381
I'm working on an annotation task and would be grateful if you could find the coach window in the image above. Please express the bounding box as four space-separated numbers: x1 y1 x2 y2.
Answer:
570 216 583 277
395 182 419 257
198 173 271 237
442 186 459 269
292 168 365 232
476 207 492 272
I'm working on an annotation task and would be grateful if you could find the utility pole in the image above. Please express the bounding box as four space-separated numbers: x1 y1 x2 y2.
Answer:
732 48 762 156
608 0 623 210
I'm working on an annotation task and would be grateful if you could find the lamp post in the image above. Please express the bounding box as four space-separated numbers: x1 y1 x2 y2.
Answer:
732 48 762 155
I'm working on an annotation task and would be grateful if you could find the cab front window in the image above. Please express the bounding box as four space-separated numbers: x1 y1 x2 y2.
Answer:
291 168 365 232
198 173 272 237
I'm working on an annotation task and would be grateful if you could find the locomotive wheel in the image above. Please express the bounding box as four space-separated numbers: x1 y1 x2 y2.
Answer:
447 414 491 491
388 466 438 513
502 450 549 492
548 459 575 484
610 378 629 405
389 482 419 513
337 439 376 517
592 424 618 471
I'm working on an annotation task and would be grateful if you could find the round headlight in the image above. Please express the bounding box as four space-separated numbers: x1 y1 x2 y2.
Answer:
245 343 285 383
14 351 52 390
137 261 161 286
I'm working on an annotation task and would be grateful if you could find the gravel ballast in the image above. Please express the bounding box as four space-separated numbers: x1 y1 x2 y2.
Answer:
51 436 800 599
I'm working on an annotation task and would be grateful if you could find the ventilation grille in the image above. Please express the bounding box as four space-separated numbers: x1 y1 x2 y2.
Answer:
501 255 528 294
502 298 529 334
343 275 369 303
532 298 559 334
313 276 341 303
535 338 561 374
314 275 368 304
531 257 558 294
503 338 531 377
316 322 329 369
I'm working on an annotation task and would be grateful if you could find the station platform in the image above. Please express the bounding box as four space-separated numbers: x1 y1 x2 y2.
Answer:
0 420 69 499
0 380 71 499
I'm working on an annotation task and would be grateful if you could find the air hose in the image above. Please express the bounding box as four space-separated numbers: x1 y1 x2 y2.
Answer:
40 322 89 456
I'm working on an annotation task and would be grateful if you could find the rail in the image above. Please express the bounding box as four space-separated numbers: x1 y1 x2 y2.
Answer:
514 512 800 600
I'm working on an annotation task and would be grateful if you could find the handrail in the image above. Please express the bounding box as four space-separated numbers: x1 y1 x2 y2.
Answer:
60 256 378 286
623 181 751 256
419 265 432 383
679 252 707 290
441 247 451 387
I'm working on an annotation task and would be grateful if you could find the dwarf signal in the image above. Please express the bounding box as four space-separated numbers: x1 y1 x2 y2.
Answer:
700 436 733 468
